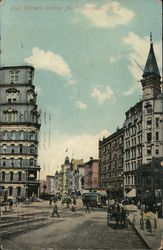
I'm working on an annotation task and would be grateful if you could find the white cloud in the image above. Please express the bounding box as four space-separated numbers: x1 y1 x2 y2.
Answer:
123 84 141 96
122 32 161 95
80 1 134 28
39 130 110 178
76 101 88 110
25 47 74 84
91 85 114 105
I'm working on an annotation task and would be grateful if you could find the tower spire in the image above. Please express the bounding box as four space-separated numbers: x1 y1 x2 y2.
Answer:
150 32 152 44
143 40 160 79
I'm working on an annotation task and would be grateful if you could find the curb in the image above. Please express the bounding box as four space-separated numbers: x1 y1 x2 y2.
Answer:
129 218 151 249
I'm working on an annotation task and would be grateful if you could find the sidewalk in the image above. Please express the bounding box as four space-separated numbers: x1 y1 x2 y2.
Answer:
127 206 163 250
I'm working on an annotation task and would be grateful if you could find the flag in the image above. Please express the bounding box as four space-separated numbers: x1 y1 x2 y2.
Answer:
65 148 68 153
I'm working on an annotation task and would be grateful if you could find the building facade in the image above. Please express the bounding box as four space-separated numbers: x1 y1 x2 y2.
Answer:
124 41 163 202
99 128 124 198
123 102 142 197
78 164 85 194
0 66 40 198
84 157 98 191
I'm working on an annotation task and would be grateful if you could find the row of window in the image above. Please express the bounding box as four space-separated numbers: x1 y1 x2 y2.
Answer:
6 91 35 104
2 130 37 141
146 118 160 128
2 144 37 155
124 175 136 185
0 186 22 197
146 132 159 142
125 160 141 172
1 158 36 168
125 123 142 138
10 70 33 85
1 171 22 182
146 147 160 156
3 111 38 123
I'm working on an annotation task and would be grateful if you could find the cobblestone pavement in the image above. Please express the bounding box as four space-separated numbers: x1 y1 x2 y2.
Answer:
1 205 148 250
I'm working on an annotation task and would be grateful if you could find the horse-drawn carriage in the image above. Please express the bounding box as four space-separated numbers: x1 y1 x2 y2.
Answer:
107 203 128 228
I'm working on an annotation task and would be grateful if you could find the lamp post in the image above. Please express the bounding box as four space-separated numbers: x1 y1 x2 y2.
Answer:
146 190 149 210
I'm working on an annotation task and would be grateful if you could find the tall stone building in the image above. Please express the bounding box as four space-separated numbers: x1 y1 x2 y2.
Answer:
124 40 163 202
99 128 124 199
0 66 40 198
123 101 142 197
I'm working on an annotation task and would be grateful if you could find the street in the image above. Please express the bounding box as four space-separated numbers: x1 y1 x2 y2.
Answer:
1 201 148 250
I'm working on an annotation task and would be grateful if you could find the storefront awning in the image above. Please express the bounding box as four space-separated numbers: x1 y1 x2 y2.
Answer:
126 189 136 198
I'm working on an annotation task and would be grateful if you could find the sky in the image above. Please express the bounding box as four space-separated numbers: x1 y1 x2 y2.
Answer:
0 0 162 178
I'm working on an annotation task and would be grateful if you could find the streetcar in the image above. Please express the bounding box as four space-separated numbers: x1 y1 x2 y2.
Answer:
82 191 108 207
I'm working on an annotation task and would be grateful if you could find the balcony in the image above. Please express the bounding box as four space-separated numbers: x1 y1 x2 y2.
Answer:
0 121 41 129
0 165 40 170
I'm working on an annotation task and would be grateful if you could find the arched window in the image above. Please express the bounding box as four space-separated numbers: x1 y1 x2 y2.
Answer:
3 108 18 123
19 144 23 154
2 144 7 154
2 171 5 181
11 158 14 168
3 131 7 140
6 88 19 103
30 158 34 166
30 145 35 154
17 187 21 196
19 158 22 167
19 130 24 140
11 131 16 140
18 172 21 182
2 158 6 167
27 89 35 103
11 144 15 154
9 187 13 196
10 171 13 181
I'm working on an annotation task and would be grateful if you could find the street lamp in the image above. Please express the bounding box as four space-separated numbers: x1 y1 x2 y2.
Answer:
146 190 149 210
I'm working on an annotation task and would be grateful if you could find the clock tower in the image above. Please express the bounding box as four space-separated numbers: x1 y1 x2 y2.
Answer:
141 39 162 166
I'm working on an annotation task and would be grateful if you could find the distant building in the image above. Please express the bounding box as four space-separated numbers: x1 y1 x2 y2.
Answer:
58 169 63 194
99 128 124 199
40 179 46 194
0 66 41 198
46 175 55 194
53 171 58 194
78 164 85 194
71 159 84 193
84 157 98 191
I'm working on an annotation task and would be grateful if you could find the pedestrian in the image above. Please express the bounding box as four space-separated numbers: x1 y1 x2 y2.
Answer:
73 198 76 206
49 197 52 207
52 202 60 218
14 198 17 207
85 202 90 213
9 199 13 211
66 198 70 208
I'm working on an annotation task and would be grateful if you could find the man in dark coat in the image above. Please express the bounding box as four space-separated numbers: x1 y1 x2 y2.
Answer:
52 202 60 218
